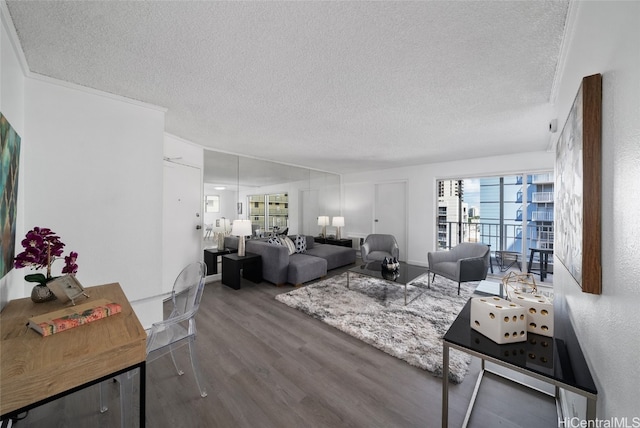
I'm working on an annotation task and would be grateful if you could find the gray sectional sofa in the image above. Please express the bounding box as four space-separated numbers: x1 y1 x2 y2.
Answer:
224 235 356 286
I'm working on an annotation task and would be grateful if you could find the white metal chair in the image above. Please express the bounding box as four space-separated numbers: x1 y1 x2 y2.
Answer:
100 261 208 425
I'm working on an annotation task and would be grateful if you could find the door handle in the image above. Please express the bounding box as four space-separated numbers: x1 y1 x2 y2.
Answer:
196 225 202 230
375 219 379 222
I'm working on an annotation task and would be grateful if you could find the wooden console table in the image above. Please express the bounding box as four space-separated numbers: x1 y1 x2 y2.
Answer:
1 283 147 426
441 299 597 427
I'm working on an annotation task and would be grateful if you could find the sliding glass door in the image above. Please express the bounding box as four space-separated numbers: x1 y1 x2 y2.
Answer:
436 172 554 274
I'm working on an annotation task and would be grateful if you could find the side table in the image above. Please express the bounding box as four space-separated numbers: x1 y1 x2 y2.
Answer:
222 252 262 290
204 247 236 275
441 299 596 427
313 237 353 247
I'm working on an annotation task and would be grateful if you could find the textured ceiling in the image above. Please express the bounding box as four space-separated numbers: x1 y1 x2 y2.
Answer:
6 0 568 175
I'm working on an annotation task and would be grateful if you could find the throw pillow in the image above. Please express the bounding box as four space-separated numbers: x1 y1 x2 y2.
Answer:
279 236 296 255
293 235 307 254
267 236 281 246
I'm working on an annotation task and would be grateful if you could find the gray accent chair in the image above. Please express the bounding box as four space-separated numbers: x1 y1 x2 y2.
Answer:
427 243 490 294
361 234 400 262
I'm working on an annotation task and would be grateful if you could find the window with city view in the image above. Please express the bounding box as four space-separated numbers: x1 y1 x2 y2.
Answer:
436 173 554 273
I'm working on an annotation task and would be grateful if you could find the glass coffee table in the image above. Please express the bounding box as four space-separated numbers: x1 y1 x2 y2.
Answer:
347 261 430 305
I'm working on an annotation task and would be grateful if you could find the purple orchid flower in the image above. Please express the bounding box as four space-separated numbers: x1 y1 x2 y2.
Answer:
14 227 79 279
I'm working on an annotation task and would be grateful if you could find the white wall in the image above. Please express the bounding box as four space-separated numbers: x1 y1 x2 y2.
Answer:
343 151 555 265
1 4 166 329
1 3 168 325
550 1 640 420
0 3 26 307
22 76 166 326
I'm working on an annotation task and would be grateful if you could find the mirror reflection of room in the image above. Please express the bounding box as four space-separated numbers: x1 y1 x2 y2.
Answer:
203 149 342 248
248 193 288 237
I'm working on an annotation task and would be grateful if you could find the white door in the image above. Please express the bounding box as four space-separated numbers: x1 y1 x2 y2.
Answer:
162 160 202 294
374 182 407 261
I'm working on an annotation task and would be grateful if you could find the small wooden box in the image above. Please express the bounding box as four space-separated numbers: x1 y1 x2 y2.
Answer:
470 297 527 344
511 291 554 337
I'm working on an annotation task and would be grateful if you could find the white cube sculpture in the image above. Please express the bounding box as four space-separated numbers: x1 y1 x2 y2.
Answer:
470 297 527 344
511 291 554 337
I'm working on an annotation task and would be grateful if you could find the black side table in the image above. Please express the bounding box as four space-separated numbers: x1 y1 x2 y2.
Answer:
221 252 262 290
204 248 236 275
313 237 353 247
442 299 597 427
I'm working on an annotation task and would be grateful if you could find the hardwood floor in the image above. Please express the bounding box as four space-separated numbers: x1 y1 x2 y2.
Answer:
12 262 556 428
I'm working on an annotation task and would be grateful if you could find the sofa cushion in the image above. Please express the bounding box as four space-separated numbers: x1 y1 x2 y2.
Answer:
288 254 327 285
267 236 281 246
305 244 356 270
293 235 307 253
246 239 289 285
224 236 239 250
279 236 296 255
303 235 315 249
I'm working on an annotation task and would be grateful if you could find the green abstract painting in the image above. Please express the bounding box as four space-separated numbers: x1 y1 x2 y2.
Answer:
1 113 21 278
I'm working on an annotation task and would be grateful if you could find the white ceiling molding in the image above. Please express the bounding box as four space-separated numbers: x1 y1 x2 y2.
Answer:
28 72 167 112
546 0 581 154
549 0 580 105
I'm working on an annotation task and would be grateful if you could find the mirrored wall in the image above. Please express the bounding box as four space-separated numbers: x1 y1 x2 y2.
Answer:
203 149 341 238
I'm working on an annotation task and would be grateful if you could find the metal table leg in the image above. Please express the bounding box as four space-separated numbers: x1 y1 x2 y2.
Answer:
442 343 449 428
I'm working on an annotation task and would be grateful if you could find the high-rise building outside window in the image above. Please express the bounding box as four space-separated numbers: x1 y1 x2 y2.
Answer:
436 172 554 273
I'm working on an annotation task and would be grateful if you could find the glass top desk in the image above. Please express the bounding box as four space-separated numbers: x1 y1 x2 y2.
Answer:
441 299 597 427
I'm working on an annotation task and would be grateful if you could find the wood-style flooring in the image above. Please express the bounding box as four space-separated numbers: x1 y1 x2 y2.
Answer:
12 261 556 428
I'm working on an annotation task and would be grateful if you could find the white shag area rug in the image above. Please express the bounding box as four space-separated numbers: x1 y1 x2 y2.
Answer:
275 272 477 384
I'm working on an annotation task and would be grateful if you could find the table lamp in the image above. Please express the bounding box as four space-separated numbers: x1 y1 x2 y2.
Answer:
221 218 231 234
318 216 329 238
231 219 252 257
332 216 345 240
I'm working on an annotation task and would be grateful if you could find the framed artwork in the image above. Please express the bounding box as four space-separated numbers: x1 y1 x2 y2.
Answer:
205 195 220 213
0 113 21 278
555 74 602 294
